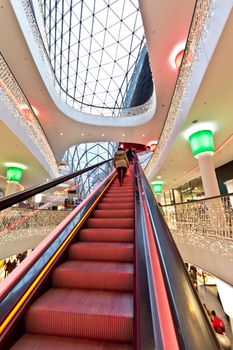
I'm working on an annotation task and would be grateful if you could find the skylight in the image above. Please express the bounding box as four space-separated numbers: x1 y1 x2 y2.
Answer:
38 0 147 116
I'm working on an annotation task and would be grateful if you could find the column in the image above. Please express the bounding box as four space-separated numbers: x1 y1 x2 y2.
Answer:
189 130 220 198
173 189 182 204
189 130 225 235
224 179 233 208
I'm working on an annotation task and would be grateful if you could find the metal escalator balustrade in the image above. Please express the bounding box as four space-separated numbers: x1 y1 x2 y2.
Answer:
134 159 221 349
0 165 135 349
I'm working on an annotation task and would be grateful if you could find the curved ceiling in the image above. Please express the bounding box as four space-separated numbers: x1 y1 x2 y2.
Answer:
0 120 51 190
0 0 196 185
155 7 233 191
33 0 152 116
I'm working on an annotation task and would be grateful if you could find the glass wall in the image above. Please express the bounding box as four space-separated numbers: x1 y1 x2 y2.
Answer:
63 142 117 199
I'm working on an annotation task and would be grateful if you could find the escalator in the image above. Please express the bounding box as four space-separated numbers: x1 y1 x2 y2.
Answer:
0 160 223 349
11 168 135 349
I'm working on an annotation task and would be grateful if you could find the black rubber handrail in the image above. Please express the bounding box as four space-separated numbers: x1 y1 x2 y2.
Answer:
137 161 221 350
0 159 112 211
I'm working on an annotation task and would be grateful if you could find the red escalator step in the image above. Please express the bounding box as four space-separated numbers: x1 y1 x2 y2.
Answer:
93 209 134 218
107 188 133 193
97 203 134 210
52 260 133 291
79 228 134 242
25 288 133 342
103 196 134 201
10 334 133 350
110 186 134 190
102 192 133 196
69 242 134 262
100 197 134 203
87 218 134 229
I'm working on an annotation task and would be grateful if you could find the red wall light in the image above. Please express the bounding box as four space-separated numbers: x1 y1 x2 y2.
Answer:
150 144 157 152
147 140 158 152
175 49 184 69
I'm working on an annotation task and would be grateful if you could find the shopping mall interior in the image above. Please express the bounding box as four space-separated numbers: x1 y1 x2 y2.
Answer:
0 0 233 349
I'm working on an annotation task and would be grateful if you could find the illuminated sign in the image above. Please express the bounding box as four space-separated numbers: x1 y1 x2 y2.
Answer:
6 167 23 183
151 181 163 194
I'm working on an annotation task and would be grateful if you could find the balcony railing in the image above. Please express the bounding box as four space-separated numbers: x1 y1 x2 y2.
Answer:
162 194 233 285
163 194 233 240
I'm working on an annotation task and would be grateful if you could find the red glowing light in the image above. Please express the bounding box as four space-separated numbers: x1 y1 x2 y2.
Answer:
150 144 157 152
21 108 33 122
175 49 184 69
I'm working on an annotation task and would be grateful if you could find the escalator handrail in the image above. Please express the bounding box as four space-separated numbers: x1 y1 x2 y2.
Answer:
0 159 112 211
136 161 221 350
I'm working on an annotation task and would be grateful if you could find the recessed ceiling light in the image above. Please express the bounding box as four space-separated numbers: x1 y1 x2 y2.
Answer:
142 134 145 137
81 133 85 136
101 133 105 136
60 132 63 136
122 134 125 137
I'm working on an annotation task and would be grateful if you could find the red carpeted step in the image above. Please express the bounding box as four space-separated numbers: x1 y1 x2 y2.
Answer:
93 209 134 218
11 334 133 350
98 203 134 210
101 197 134 204
104 193 134 198
52 261 133 291
105 189 134 193
25 288 133 342
103 196 134 201
110 182 134 190
79 228 134 243
69 242 134 262
87 218 134 229
105 193 133 197
107 188 133 192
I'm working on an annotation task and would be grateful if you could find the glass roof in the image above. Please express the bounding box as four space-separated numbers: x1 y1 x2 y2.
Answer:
63 142 117 198
39 0 147 116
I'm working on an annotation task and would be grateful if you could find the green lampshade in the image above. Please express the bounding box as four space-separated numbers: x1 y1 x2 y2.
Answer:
152 182 163 194
6 166 23 183
189 130 214 157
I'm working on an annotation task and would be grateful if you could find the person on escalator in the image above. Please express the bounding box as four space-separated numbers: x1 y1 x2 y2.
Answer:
113 146 129 186
211 310 225 334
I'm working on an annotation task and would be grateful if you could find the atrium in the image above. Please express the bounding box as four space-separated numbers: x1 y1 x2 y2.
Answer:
0 0 233 349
